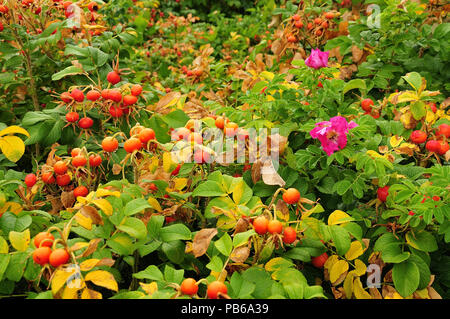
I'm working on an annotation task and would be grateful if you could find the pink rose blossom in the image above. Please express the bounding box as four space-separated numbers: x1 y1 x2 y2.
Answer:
309 116 358 156
305 49 329 69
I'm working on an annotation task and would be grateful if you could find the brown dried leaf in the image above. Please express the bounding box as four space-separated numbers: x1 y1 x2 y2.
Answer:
427 287 442 299
275 199 289 220
233 218 249 235
441 97 450 109
230 246 250 263
155 91 181 109
261 159 285 187
369 287 382 299
331 287 345 299
112 164 122 175
351 46 364 64
61 191 75 209
192 228 218 257
80 206 103 226
81 238 102 258
251 160 262 184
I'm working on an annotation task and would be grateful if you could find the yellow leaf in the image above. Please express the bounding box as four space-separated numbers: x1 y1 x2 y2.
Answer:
85 270 118 292
74 212 92 230
92 199 112 216
353 277 372 299
96 189 121 198
388 90 418 104
0 126 29 138
0 236 8 253
324 254 340 271
415 288 430 299
61 286 82 299
366 150 383 159
0 136 26 162
176 94 187 109
343 272 355 299
260 71 274 81
9 229 30 252
81 288 102 299
330 260 349 283
353 259 367 276
327 210 353 225
79 259 101 272
70 242 89 252
384 292 404 299
232 180 245 204
425 110 436 124
173 178 188 191
51 269 72 295
345 241 364 261
140 282 158 295
0 202 23 216
148 156 159 173
389 135 403 148
163 152 177 173
147 197 162 212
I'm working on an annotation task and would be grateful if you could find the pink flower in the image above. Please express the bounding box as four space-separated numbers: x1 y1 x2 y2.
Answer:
309 116 358 156
305 49 329 69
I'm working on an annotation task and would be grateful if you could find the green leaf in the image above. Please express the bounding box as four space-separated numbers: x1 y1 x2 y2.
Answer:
0 254 11 282
215 233 233 257
406 231 438 252
402 72 423 91
117 217 147 240
162 240 185 264
380 243 410 263
343 79 366 94
133 265 164 281
410 101 427 120
392 260 420 297
408 255 431 290
164 265 184 285
304 285 326 299
106 233 135 256
163 109 189 128
51 66 84 81
160 224 191 242
0 213 32 233
284 247 311 262
328 225 351 256
124 198 151 216
5 252 28 282
233 230 256 248
192 181 226 197
229 271 255 298
206 255 224 273
334 180 352 196
147 215 165 239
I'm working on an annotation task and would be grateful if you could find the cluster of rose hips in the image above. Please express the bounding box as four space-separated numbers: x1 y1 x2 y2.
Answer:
23 147 102 199
181 66 203 78
62 72 144 128
32 232 70 268
250 188 302 244
286 11 338 43
410 123 449 156
178 278 228 299
101 124 156 155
